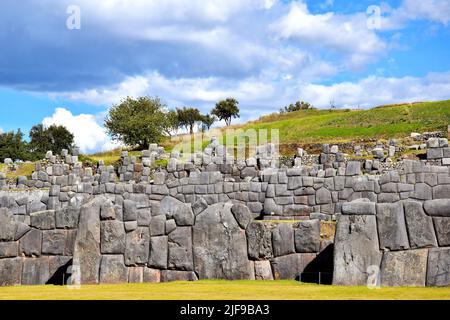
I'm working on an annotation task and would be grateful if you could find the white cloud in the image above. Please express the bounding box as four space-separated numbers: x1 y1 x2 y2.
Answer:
42 108 121 154
381 0 450 30
298 72 450 108
269 2 387 67
50 70 450 125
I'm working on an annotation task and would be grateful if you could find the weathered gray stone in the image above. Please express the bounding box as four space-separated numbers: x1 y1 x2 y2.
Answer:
125 227 150 266
427 248 450 286
168 227 193 271
294 219 320 253
254 260 274 280
0 241 18 258
149 236 168 269
123 199 137 221
42 230 66 255
165 219 177 235
432 217 450 246
380 249 428 286
424 199 450 216
376 203 409 251
342 199 376 215
55 207 80 229
72 197 102 284
272 223 295 257
403 201 438 248
0 258 22 286
100 220 126 254
30 210 55 230
161 270 198 282
150 214 166 236
143 268 161 283
0 208 16 241
192 197 208 215
99 255 128 284
316 188 332 205
128 267 144 283
413 183 432 200
22 257 50 285
160 196 194 226
193 202 254 279
246 222 273 260
433 185 450 199
231 203 253 229
333 215 382 286
19 228 42 257
346 161 361 176
271 253 316 280
124 221 137 232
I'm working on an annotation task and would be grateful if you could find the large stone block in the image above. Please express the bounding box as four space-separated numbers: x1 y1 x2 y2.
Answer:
424 199 450 216
376 203 409 251
193 203 254 280
0 241 18 259
316 188 332 205
128 267 144 283
100 220 126 254
55 207 80 229
19 228 42 257
22 257 50 285
427 248 450 286
168 227 193 271
30 210 55 230
72 197 102 284
246 222 273 260
380 249 428 286
333 215 382 286
161 270 198 282
42 230 66 255
123 199 137 221
403 201 438 248
433 185 450 199
0 257 22 286
231 203 253 229
0 208 16 241
150 214 166 236
143 268 161 283
272 223 295 257
160 196 194 226
432 217 450 246
149 236 168 269
99 255 128 284
294 220 321 253
342 199 376 215
254 260 274 280
125 227 150 266
270 253 316 280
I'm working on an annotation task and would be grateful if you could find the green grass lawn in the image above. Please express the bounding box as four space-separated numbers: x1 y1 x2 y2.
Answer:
0 281 449 300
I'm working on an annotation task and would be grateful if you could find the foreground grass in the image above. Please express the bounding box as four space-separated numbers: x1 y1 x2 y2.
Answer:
0 281 449 300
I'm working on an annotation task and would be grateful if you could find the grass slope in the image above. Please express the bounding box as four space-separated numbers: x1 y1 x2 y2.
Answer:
0 281 449 300
237 100 450 145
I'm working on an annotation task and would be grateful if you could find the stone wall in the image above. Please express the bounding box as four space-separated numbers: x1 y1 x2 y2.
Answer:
0 138 449 287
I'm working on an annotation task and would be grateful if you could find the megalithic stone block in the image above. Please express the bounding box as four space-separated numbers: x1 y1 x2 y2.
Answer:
333 215 382 286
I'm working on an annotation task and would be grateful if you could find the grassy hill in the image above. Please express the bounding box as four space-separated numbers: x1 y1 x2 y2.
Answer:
235 100 450 145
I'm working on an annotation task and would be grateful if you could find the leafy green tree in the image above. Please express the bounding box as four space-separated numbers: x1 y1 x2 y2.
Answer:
280 101 313 113
212 98 240 126
176 107 203 134
29 124 75 159
163 110 181 137
105 96 169 148
0 129 30 162
200 114 216 132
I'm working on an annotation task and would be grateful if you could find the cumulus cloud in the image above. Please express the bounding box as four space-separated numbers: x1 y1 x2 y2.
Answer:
269 2 387 67
298 72 450 108
42 108 121 154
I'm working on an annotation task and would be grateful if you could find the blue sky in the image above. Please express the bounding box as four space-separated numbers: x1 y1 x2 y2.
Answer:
0 0 449 152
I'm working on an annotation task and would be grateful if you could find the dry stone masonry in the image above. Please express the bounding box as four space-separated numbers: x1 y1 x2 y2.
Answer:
0 136 449 287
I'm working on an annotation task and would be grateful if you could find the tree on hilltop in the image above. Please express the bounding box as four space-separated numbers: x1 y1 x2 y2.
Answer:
29 124 75 159
212 98 240 126
105 96 169 149
176 107 203 134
